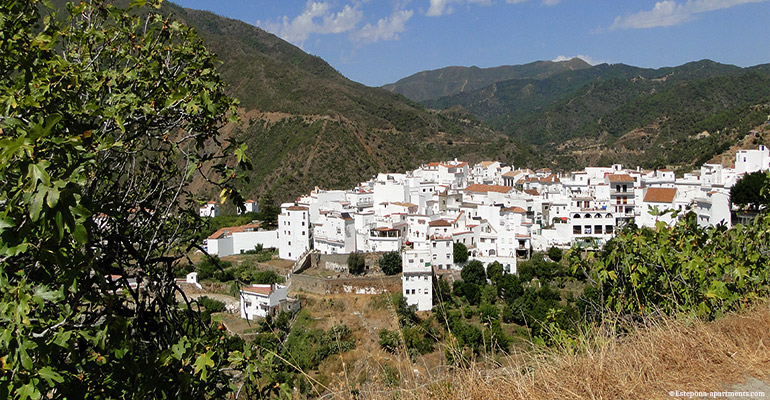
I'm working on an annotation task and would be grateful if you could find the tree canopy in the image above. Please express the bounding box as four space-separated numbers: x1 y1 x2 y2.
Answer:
730 170 770 210
379 251 402 276
347 252 366 275
0 1 283 398
461 260 487 287
453 242 469 264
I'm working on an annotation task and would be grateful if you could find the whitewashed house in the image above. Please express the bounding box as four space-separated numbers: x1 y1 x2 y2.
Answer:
402 248 433 311
278 204 310 261
239 284 295 320
206 222 279 257
199 201 219 218
313 212 356 254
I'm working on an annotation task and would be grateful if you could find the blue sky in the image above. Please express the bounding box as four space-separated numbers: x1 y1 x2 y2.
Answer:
173 0 770 87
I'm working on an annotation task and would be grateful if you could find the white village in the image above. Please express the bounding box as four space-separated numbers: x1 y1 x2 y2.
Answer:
201 144 770 317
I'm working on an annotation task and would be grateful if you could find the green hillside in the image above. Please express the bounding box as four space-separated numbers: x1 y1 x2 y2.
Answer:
158 4 516 203
382 58 591 102
421 60 770 171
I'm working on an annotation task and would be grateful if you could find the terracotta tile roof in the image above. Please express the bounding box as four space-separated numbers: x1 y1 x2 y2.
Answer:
523 189 539 196
479 161 495 168
286 206 308 211
429 219 452 227
644 188 677 203
245 199 256 203
208 222 262 239
502 206 527 214
540 174 560 183
608 174 634 182
502 171 521 177
463 184 513 194
241 286 272 296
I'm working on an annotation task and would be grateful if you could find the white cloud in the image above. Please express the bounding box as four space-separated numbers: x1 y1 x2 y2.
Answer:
552 54 603 65
426 0 492 17
609 0 768 30
353 9 415 43
257 1 364 44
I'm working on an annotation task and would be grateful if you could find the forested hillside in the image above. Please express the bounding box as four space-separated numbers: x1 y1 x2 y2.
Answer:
382 58 591 102
421 60 770 171
161 4 518 203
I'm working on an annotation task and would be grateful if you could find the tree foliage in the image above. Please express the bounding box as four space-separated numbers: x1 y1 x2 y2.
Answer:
573 212 770 319
0 1 281 398
379 251 402 276
730 170 770 210
461 260 486 286
347 252 366 275
485 261 504 284
453 242 469 264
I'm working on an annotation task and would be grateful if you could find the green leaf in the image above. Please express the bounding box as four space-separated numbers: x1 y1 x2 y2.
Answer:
193 351 215 381
28 161 51 186
30 189 47 221
52 331 72 348
72 224 88 244
17 382 40 400
38 367 64 385
46 186 60 208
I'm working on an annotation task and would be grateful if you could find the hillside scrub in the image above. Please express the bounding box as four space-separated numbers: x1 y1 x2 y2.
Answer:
344 303 770 400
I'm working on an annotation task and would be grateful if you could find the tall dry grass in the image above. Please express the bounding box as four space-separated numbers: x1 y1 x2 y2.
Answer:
326 304 770 399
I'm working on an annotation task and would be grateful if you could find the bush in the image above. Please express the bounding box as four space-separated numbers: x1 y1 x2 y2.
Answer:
347 252 366 275
378 329 401 353
486 261 504 284
379 251 402 275
453 242 469 264
547 246 563 262
461 260 486 286
197 296 226 313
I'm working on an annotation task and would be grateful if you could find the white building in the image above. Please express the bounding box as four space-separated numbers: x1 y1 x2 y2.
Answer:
239 199 258 214
278 204 310 261
638 187 681 228
313 212 356 254
239 284 292 320
402 248 433 311
429 235 453 271
735 145 770 175
199 201 219 217
206 222 279 257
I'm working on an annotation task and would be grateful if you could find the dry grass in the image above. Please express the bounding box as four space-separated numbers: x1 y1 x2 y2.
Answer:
326 304 770 399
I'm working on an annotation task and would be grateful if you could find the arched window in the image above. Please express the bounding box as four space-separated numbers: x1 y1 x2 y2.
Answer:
574 214 581 218
584 213 591 219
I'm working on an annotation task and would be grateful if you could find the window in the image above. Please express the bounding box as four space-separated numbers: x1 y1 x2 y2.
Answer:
605 225 614 234
573 226 581 234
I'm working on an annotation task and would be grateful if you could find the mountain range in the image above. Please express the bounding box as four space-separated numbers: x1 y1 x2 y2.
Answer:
49 1 770 203
388 60 770 172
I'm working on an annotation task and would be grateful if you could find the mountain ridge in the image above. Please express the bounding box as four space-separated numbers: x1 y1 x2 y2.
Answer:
382 58 592 102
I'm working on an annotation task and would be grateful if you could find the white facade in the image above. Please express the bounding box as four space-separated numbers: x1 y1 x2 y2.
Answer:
313 212 356 254
429 236 453 271
735 145 770 175
402 249 433 311
207 223 279 257
239 284 289 320
278 204 310 261
238 200 258 214
199 202 219 217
